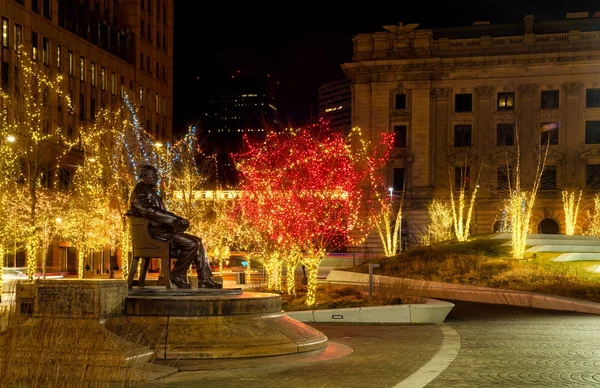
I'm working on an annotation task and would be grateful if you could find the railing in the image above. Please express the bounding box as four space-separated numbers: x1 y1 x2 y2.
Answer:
449 38 481 47
491 36 524 45
535 33 569 43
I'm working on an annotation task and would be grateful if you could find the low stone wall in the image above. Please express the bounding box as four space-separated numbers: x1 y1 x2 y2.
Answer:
325 270 600 315
286 298 454 324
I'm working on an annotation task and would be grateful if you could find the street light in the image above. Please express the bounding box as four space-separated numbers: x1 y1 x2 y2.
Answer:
154 142 163 148
6 135 15 143
388 187 394 197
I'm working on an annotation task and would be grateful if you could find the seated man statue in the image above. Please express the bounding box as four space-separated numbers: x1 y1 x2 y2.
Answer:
129 165 222 289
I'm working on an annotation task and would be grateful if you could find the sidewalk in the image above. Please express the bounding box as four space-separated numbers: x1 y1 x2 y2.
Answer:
154 323 458 388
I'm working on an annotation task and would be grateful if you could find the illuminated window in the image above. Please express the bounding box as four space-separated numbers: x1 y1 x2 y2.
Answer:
454 124 471 147
586 89 600 108
155 93 159 113
68 51 74 76
496 123 514 146
541 90 559 109
80 56 85 81
139 85 143 105
100 67 105 90
90 62 95 86
14 23 21 51
1 18 8 48
31 31 38 61
454 93 472 112
540 122 558 145
395 93 406 109
497 92 514 111
42 37 50 65
57 45 62 71
393 125 407 148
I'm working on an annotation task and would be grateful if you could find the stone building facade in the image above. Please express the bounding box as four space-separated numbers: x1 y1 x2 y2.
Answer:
342 14 600 252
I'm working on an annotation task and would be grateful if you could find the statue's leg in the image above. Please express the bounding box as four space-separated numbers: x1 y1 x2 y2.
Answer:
189 236 213 282
169 233 197 284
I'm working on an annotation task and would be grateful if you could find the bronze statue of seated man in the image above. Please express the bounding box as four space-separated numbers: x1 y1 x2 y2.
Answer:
129 165 221 289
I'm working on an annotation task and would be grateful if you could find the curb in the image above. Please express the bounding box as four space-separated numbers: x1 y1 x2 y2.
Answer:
286 298 454 324
324 270 600 315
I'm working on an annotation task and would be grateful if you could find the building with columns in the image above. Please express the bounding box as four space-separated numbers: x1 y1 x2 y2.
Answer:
342 13 600 252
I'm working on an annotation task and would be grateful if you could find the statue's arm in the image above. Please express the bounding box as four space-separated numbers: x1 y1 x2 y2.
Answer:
131 191 179 225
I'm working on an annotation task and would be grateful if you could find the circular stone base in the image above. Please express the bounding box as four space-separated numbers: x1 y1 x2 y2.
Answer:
105 291 327 359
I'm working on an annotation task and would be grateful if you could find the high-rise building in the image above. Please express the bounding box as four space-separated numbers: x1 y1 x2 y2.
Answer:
200 71 279 186
318 78 351 132
342 13 600 253
0 0 173 145
0 0 173 272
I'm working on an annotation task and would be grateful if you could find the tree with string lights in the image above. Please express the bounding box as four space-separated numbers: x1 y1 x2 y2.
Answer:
234 125 391 305
0 49 71 281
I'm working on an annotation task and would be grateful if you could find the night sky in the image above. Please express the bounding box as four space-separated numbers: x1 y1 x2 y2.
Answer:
173 0 597 134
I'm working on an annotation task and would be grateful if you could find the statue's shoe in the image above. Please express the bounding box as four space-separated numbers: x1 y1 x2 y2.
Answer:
170 276 191 289
198 278 223 289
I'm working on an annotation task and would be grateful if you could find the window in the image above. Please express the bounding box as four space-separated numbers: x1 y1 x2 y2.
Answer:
31 32 38 61
162 65 166 82
157 0 161 21
100 67 105 90
155 123 159 138
141 0 144 10
42 37 50 65
540 166 557 190
586 89 600 108
156 30 160 48
68 51 73 76
79 93 85 121
146 56 150 73
80 57 86 81
586 121 600 144
496 123 514 146
497 92 514 111
155 61 159 78
120 76 124 97
141 18 145 38
140 52 144 70
155 93 159 113
393 125 407 148
1 59 8 91
1 18 8 48
394 93 406 110
587 165 600 188
454 167 470 189
541 90 559 109
454 124 472 147
14 23 21 51
393 168 405 191
455 93 472 112
43 0 51 19
540 122 559 145
139 85 143 105
57 45 62 71
90 96 95 121
147 22 151 43
111 72 115 95
497 166 512 191
59 169 72 190
163 32 166 51
32 0 39 13
90 62 95 86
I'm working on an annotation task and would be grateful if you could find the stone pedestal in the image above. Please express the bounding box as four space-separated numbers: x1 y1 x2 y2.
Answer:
106 288 328 359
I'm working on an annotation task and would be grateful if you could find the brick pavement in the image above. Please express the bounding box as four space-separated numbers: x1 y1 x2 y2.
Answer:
427 302 600 387
155 324 444 388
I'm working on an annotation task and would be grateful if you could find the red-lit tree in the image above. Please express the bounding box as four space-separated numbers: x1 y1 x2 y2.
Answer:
234 125 392 305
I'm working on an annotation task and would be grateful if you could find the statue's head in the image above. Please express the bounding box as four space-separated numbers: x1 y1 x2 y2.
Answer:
139 165 159 187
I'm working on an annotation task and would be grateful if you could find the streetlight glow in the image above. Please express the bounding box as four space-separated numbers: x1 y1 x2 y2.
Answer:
154 142 163 148
55 217 62 224
388 187 394 196
6 135 15 143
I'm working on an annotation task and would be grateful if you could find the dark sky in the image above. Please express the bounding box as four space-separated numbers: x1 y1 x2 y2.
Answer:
173 0 597 133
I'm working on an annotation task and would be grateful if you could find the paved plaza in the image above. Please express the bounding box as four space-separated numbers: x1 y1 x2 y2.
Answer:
157 301 600 387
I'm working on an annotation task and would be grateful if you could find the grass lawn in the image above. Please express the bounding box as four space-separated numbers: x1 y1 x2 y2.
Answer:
350 234 600 303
